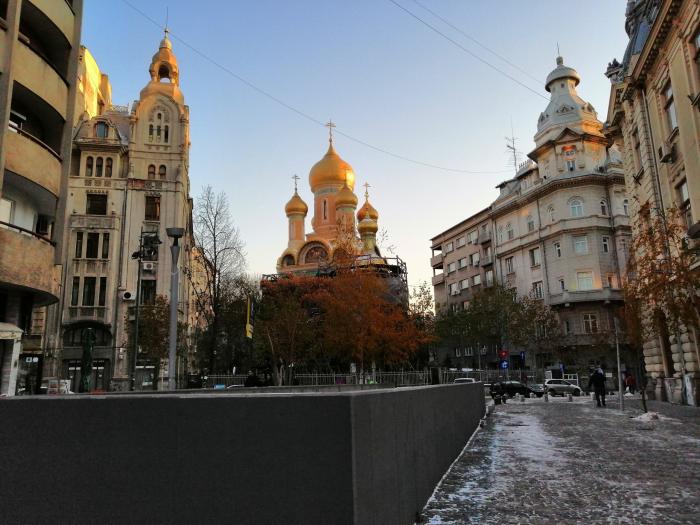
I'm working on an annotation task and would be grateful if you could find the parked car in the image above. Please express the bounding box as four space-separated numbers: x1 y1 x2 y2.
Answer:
528 383 545 397
544 379 582 396
453 377 478 384
490 381 531 399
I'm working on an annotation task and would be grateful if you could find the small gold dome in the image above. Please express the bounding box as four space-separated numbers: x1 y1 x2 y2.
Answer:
285 191 308 216
309 142 355 191
358 216 378 234
357 199 378 222
335 183 358 208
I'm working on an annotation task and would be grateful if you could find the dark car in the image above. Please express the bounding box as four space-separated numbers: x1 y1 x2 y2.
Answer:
528 383 545 397
490 381 532 399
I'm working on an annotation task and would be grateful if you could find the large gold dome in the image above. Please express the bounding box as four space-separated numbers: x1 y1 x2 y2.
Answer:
309 142 355 191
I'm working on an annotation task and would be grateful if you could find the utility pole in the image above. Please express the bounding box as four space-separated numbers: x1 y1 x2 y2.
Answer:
614 316 624 412
166 227 185 390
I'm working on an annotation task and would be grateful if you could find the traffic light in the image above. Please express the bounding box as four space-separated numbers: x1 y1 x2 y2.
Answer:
497 349 509 360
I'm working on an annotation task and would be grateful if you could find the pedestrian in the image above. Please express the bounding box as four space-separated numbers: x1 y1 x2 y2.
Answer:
587 367 606 407
625 373 636 395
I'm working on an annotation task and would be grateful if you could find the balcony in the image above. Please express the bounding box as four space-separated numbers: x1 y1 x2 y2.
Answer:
69 214 118 230
4 129 61 196
0 226 58 304
478 230 491 244
66 306 108 323
24 0 75 47
430 253 443 268
549 288 623 307
432 273 445 286
14 41 68 118
481 255 493 266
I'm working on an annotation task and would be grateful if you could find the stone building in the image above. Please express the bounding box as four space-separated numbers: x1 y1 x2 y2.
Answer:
45 32 197 391
605 0 700 404
430 57 632 377
0 0 83 395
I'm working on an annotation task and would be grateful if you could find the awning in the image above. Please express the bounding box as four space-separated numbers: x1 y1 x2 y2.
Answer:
0 322 23 340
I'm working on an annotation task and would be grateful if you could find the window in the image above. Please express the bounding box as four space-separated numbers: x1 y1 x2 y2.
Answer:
156 125 162 142
8 109 26 132
71 277 80 306
553 241 561 258
85 156 93 177
527 215 535 232
506 223 514 240
606 274 616 288
485 270 494 286
473 274 482 286
145 196 161 221
559 278 565 291
505 256 514 274
678 179 693 229
159 165 166 180
75 232 83 258
577 271 594 290
470 253 480 266
86 194 107 215
102 233 110 259
532 281 543 299
148 165 156 180
149 124 154 141
456 236 466 248
458 258 468 269
600 200 608 216
460 278 469 290
498 227 503 243
566 159 575 171
564 319 571 334
164 125 169 143
323 200 327 220
632 129 642 172
95 122 108 138
583 313 598 334
82 277 97 306
448 262 456 273
140 280 156 306
602 236 610 253
468 230 478 244
450 282 460 295
105 158 113 178
454 348 462 357
464 347 473 357
445 242 454 253
547 206 555 222
95 157 103 177
529 247 541 267
573 235 588 255
98 277 107 307
663 83 678 132
622 199 629 216
85 232 99 258
570 199 583 217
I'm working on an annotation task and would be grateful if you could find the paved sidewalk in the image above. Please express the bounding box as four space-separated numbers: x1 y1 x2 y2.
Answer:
421 396 700 524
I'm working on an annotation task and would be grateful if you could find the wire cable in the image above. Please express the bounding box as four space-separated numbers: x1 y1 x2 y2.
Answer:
119 0 513 175
409 0 542 85
388 0 548 101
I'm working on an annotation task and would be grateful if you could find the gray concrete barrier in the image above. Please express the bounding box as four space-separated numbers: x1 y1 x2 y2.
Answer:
0 383 484 525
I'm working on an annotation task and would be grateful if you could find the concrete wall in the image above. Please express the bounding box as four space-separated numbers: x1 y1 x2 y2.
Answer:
0 384 484 525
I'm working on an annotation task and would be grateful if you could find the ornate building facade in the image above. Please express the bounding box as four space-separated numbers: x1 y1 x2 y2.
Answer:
45 33 197 391
605 0 700 404
431 57 632 376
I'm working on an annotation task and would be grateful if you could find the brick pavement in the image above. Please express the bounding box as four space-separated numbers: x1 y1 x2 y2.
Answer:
421 396 700 525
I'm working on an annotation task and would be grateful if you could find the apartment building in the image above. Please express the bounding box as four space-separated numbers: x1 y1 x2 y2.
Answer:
0 0 83 395
605 0 700 404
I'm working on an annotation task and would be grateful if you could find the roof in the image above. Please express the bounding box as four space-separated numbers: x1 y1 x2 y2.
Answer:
430 206 491 242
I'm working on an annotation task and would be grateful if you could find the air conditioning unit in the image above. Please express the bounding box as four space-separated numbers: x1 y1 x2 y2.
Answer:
143 262 156 272
120 291 135 301
658 142 674 164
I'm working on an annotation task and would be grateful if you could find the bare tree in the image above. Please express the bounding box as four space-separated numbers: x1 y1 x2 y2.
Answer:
193 186 246 373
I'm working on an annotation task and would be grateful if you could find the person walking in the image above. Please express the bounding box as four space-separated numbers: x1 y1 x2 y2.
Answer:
625 373 636 395
588 367 607 407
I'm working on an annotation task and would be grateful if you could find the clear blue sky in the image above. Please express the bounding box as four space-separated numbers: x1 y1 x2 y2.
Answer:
83 0 629 288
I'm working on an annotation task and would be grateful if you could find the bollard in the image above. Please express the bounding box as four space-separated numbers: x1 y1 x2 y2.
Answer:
520 393 525 402
530 392 535 399
567 393 573 402
544 392 549 403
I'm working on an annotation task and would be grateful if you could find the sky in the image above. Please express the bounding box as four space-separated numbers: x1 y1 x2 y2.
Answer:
82 0 630 289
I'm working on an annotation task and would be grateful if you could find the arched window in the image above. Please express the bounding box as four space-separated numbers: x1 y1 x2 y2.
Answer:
600 199 608 216
323 200 327 220
85 156 93 177
157 112 162 122
623 199 629 216
282 255 295 267
547 205 555 222
156 125 162 142
95 122 108 138
95 157 103 177
148 165 156 180
498 226 503 243
158 165 166 179
304 245 328 264
105 158 113 178
164 125 169 143
506 223 514 240
570 198 583 218
148 124 154 141
526 215 535 232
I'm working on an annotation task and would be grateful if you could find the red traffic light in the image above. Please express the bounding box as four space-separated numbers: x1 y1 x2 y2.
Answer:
497 349 509 360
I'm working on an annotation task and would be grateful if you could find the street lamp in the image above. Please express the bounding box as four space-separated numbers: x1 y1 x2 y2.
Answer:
166 227 185 390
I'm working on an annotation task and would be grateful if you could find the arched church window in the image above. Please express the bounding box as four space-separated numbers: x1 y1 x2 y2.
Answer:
148 165 156 180
282 255 295 267
305 246 328 264
158 65 171 82
157 113 162 122
164 125 169 143
156 125 162 143
105 158 113 178
159 165 166 180
95 122 108 138
149 124 154 142
95 157 103 177
85 156 93 177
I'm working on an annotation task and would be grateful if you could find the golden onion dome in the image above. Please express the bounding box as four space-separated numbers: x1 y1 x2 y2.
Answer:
285 191 308 216
309 142 355 191
358 216 378 234
357 199 378 222
335 183 358 208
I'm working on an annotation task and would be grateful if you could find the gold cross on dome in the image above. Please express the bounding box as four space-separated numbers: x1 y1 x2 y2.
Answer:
325 119 336 143
363 182 371 200
292 174 300 192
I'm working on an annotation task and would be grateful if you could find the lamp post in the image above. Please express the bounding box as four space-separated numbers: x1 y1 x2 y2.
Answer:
166 227 185 390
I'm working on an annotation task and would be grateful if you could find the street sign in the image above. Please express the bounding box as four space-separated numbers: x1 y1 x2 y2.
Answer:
559 362 565 373
520 351 525 361
499 360 509 369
